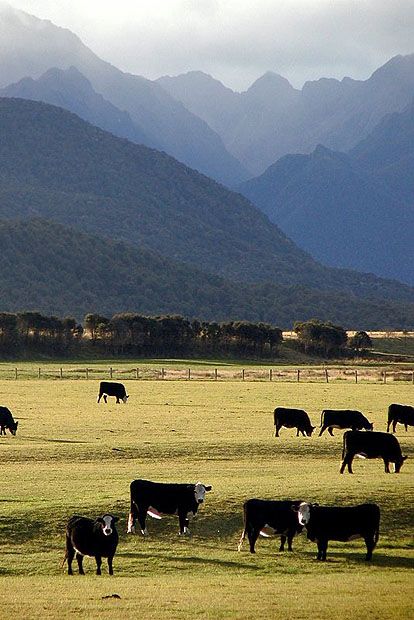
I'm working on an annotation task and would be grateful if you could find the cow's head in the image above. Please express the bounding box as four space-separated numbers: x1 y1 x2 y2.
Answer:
307 426 316 437
292 501 314 525
122 395 129 404
97 514 118 536
395 456 408 473
366 422 374 431
194 482 212 504
9 420 18 436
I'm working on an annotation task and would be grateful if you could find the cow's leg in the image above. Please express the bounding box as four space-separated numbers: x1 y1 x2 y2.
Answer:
66 537 75 575
340 454 353 474
328 427 334 436
279 535 287 551
97 392 102 403
116 397 120 404
103 394 108 404
364 536 375 561
392 421 397 433
405 424 408 432
317 540 327 561
95 555 102 575
76 553 85 575
247 526 260 553
287 532 294 552
347 455 354 473
384 459 390 473
386 420 391 432
275 424 281 437
179 512 190 535
107 555 114 575
137 507 148 535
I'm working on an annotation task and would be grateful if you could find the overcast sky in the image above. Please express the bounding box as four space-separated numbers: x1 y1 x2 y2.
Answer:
7 0 414 90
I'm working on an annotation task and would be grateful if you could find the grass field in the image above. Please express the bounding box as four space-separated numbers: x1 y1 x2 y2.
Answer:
0 376 413 619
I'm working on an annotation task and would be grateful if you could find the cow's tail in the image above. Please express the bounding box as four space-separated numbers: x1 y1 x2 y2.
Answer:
127 482 139 533
237 503 248 551
341 431 349 461
320 410 325 427
373 505 380 548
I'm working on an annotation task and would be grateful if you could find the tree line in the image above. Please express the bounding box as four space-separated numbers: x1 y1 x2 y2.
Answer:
0 312 371 360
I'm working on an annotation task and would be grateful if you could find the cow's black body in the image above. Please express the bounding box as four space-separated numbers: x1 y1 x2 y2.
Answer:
238 499 303 554
300 503 380 561
319 409 373 436
274 407 315 437
340 430 407 473
65 515 119 575
387 404 414 433
128 479 210 535
0 406 18 435
97 381 128 404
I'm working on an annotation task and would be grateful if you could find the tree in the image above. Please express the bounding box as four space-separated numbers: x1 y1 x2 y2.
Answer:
348 331 373 354
294 319 347 357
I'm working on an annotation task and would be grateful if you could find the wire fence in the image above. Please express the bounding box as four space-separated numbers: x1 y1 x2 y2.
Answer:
0 366 413 383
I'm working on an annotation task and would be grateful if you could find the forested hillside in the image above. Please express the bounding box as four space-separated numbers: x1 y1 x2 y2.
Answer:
1 219 413 329
1 97 413 309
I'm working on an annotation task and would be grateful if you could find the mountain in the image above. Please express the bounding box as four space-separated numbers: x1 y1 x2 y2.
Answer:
0 67 150 146
158 55 414 174
238 102 414 284
1 219 414 329
1 97 414 309
0 4 247 186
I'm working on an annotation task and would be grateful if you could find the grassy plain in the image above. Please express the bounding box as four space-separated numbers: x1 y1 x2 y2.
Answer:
0 376 413 619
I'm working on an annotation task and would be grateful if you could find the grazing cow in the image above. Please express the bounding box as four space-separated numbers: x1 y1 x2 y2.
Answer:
319 409 373 436
238 499 303 554
127 479 212 536
295 502 380 561
387 404 414 433
340 430 407 474
97 381 128 404
0 406 18 436
64 514 119 575
274 407 315 437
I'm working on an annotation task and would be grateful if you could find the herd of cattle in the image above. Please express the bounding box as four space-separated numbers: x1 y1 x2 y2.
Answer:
1 381 413 575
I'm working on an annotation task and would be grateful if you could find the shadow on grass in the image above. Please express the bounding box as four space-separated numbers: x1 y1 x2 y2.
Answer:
300 549 414 569
117 550 260 571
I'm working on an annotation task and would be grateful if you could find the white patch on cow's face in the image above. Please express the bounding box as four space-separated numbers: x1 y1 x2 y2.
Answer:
194 482 209 503
122 395 128 403
297 502 311 526
102 515 113 536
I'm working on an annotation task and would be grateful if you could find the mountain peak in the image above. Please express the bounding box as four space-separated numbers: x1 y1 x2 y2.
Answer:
246 71 296 97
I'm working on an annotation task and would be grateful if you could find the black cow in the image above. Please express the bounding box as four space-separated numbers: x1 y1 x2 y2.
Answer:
340 430 407 474
274 407 315 437
295 502 380 561
127 479 212 536
319 409 373 436
387 404 414 433
97 381 128 404
64 514 119 575
238 499 303 554
0 406 18 436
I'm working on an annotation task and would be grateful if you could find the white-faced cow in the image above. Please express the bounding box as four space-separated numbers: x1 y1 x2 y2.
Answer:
340 430 407 474
127 479 212 536
387 404 414 433
238 499 303 554
274 407 315 437
295 502 380 561
0 406 18 435
97 381 128 404
64 514 119 575
319 409 373 437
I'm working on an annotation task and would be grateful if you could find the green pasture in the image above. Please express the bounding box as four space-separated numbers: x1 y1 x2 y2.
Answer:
0 378 413 619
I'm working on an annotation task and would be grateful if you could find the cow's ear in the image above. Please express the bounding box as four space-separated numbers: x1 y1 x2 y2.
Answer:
205 485 212 491
96 517 104 524
112 516 119 522
291 505 299 512
313 503 319 507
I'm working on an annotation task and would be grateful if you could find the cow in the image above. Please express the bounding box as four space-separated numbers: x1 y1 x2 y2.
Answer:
97 381 128 404
127 479 212 536
294 502 380 561
64 514 119 575
387 404 414 433
319 409 373 436
238 499 303 554
340 430 407 474
0 406 18 436
274 407 315 437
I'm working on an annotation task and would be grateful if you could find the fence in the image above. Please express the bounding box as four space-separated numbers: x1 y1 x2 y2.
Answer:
0 366 414 384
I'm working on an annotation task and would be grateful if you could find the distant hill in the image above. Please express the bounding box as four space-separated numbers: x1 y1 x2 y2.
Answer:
239 102 414 285
0 4 247 186
1 219 414 329
158 55 414 174
1 97 414 308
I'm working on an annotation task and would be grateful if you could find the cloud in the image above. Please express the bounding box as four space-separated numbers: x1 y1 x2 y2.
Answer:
7 0 414 89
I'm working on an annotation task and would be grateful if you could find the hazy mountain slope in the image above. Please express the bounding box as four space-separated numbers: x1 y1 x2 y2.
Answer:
1 97 413 307
2 219 413 329
0 4 247 185
239 103 414 284
158 55 414 175
0 67 150 146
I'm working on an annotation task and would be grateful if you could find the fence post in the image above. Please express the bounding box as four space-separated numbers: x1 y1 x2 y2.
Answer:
383 370 387 384
110 367 113 379
38 367 41 379
60 368 63 379
325 369 329 383
188 368 191 380
161 368 165 380
412 371 414 385
15 368 18 380
269 368 273 381
86 368 89 380
297 369 300 382
355 370 358 384
215 368 218 381
242 369 245 381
